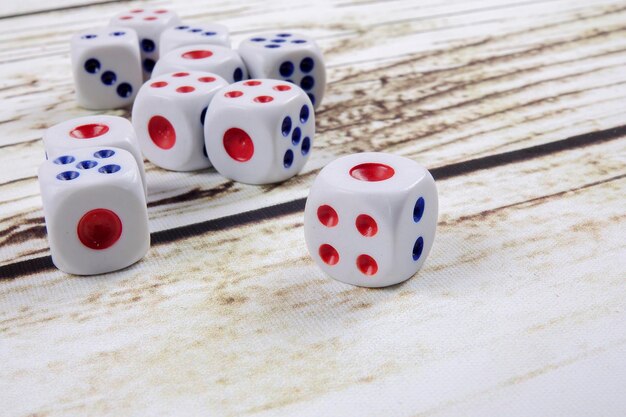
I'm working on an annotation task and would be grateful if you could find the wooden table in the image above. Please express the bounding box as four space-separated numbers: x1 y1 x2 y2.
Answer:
1 0 625 415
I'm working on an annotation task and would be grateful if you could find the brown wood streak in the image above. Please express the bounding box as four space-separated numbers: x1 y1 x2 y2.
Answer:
443 173 626 226
317 27 626 144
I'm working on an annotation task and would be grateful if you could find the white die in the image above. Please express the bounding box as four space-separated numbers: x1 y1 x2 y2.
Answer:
238 32 326 109
204 79 314 184
43 116 146 196
304 153 438 288
71 27 142 110
152 44 247 83
38 147 150 275
160 23 230 55
110 7 181 79
132 71 229 171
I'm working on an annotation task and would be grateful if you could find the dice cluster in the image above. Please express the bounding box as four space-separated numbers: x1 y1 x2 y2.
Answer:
39 7 437 286
71 7 325 111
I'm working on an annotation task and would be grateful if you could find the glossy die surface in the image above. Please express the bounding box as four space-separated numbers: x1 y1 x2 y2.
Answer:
160 23 230 55
71 27 142 110
110 8 181 79
38 147 149 275
152 44 247 83
132 71 229 171
304 153 438 288
43 115 147 196
239 32 325 109
204 79 314 184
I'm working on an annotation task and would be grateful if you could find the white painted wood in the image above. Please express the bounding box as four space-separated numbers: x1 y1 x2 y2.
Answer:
0 0 625 415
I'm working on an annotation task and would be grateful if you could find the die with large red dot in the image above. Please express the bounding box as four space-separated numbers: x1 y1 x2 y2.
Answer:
239 32 326 109
152 44 247 83
304 152 438 287
204 79 314 184
110 8 181 79
71 27 143 110
38 147 149 275
43 115 147 196
132 71 228 171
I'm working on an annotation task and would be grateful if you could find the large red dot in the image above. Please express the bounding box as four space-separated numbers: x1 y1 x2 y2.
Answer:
225 91 243 98
317 205 338 227
254 95 274 103
151 81 168 88
172 72 189 77
198 76 216 83
70 123 109 139
182 50 213 59
273 85 291 91
77 208 122 250
356 254 378 275
148 116 176 150
154 9 168 13
144 16 157 21
223 128 254 162
176 86 195 93
244 80 262 86
355 214 378 236
350 163 395 182
319 244 339 265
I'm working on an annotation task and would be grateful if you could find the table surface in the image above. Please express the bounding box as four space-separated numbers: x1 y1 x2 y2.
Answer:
1 0 625 416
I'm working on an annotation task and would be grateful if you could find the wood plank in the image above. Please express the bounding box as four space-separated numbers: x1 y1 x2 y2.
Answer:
1 135 624 415
0 0 130 20
2 0 626 266
1 123 625 275
1 0 625 414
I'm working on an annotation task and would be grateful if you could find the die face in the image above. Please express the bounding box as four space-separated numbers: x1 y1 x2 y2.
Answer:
38 147 149 275
395 174 438 282
132 71 229 171
110 8 181 78
204 79 315 184
160 23 230 55
71 27 142 109
304 190 396 285
304 152 438 287
152 44 247 83
43 115 147 196
239 33 326 109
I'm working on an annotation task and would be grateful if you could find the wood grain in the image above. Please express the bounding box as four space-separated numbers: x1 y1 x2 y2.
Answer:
0 0 625 415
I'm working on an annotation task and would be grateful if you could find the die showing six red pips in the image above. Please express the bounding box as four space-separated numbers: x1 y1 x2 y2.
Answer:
39 7 438 286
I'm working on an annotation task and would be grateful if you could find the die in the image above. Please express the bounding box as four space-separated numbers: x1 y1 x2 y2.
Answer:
132 71 229 171
71 27 142 110
238 32 326 109
38 147 150 275
152 44 247 83
160 23 230 55
303 153 438 288
204 79 314 184
43 115 147 196
110 8 181 79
